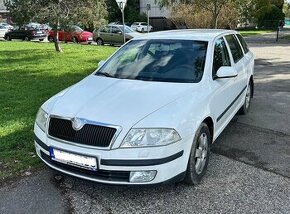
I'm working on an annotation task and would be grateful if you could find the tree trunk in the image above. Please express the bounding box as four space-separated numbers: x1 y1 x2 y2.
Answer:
53 20 62 52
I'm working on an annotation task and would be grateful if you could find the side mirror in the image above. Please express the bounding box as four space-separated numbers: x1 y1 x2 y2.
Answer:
214 66 238 80
98 60 106 68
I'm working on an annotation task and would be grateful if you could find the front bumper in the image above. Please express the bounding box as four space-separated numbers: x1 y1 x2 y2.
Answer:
34 126 189 185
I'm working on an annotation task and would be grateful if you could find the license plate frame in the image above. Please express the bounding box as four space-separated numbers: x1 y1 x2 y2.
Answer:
49 148 97 171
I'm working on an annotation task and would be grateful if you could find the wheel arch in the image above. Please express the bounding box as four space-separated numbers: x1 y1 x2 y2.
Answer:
249 75 254 98
202 117 214 143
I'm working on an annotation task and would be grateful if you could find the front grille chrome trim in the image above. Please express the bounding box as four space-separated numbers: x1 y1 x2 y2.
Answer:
47 115 122 150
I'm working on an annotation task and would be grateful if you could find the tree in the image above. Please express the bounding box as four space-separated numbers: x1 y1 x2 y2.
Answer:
254 0 285 28
105 0 146 24
160 0 232 28
5 0 107 52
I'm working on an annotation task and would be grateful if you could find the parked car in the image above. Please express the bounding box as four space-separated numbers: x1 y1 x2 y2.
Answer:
93 24 141 45
0 22 13 30
0 25 10 38
4 25 46 41
48 25 93 43
131 22 153 32
34 29 254 185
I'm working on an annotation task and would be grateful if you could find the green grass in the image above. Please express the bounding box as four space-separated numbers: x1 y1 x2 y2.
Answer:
238 29 273 37
0 41 116 180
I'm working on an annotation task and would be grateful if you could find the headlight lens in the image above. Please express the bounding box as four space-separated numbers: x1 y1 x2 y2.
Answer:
35 108 48 132
121 128 181 148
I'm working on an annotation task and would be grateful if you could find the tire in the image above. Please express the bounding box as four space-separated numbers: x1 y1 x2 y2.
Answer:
141 28 144 33
5 35 11 41
238 80 253 115
48 36 54 42
96 38 103 45
184 123 211 185
24 36 30 41
72 37 78 43
39 39 44 41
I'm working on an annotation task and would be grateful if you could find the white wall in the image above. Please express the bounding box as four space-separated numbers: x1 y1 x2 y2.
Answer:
140 0 171 18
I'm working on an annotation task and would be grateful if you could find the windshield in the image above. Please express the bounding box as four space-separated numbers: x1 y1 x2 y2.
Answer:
124 26 134 33
96 39 208 83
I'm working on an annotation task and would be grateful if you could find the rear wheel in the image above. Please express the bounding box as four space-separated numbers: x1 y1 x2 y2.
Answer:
238 81 253 115
24 36 30 41
72 37 78 43
39 39 44 41
96 38 103 45
184 123 211 185
48 36 54 42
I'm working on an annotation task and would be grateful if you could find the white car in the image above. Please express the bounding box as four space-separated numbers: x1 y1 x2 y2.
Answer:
0 25 9 38
0 23 13 30
131 22 153 32
34 29 254 185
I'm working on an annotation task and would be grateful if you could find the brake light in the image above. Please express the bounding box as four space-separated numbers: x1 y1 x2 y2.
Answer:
32 31 36 35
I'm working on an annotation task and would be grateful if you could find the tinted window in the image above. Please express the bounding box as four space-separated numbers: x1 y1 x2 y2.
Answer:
213 38 231 76
225 34 244 63
236 34 249 53
111 26 121 34
100 26 110 33
97 40 208 83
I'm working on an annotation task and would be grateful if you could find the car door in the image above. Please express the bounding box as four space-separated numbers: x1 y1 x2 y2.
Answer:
224 34 248 107
209 36 241 137
100 26 111 44
111 26 123 44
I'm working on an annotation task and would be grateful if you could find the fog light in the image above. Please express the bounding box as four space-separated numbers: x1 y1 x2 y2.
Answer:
129 171 157 183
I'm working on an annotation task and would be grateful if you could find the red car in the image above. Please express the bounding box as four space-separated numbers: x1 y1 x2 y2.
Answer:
48 25 93 43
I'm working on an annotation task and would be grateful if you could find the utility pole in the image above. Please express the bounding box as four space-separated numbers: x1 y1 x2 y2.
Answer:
146 3 151 33
116 0 127 44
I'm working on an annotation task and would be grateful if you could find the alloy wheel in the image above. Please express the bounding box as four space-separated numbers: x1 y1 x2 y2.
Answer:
195 132 208 174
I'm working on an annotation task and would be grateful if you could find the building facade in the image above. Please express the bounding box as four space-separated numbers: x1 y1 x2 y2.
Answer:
0 0 8 19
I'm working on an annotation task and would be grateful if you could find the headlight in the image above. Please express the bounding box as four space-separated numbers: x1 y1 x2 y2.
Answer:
121 128 181 148
35 108 48 132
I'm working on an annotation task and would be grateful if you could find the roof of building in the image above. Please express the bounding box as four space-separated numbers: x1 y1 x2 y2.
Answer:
134 29 238 41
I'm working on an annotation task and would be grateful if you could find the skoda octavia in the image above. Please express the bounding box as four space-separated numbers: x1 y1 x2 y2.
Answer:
34 30 254 185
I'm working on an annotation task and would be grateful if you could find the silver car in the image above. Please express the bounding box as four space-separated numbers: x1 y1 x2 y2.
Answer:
93 25 141 46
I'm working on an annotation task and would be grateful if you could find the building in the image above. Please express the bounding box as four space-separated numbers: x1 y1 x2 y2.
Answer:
139 0 177 31
0 0 9 20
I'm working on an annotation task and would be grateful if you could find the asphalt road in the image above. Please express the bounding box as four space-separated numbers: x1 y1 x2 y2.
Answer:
0 33 290 214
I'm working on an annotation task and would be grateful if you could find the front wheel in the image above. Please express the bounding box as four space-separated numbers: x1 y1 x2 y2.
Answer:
238 81 253 115
72 37 78 43
5 35 11 41
96 38 103 45
184 123 211 185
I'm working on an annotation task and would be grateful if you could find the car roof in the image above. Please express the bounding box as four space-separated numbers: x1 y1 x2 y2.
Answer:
133 29 238 41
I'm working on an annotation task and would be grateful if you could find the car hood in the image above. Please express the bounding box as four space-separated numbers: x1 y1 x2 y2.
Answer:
48 75 195 129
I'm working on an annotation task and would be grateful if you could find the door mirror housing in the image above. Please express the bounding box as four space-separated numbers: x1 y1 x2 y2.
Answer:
214 66 238 80
98 60 106 68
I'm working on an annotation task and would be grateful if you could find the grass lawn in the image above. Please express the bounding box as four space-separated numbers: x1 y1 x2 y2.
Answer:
0 41 116 180
238 29 273 37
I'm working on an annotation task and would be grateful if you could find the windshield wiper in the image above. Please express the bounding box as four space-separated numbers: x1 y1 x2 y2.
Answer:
96 72 115 78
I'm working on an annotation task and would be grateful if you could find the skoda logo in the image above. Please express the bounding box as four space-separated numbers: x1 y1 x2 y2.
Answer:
72 118 84 130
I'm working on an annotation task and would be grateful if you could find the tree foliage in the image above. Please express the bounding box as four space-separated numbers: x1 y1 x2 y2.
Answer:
5 0 107 52
105 0 146 24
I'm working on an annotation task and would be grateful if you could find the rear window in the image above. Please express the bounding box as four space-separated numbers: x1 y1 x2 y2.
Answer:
236 34 249 53
225 34 244 63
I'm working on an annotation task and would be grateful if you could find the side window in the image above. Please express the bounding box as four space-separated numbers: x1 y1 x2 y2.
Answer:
213 38 231 76
100 26 110 33
225 34 244 63
236 34 249 53
111 26 121 34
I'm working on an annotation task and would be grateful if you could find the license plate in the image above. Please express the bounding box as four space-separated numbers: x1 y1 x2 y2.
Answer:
37 31 42 34
88 37 93 41
50 148 97 171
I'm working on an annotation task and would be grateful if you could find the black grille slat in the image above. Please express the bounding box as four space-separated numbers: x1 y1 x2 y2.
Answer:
48 118 117 147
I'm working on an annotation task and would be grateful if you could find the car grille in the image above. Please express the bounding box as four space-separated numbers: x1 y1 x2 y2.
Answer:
41 151 130 182
48 117 117 147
